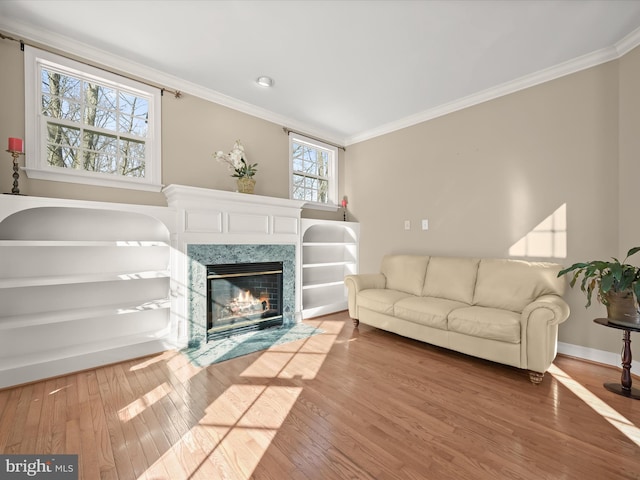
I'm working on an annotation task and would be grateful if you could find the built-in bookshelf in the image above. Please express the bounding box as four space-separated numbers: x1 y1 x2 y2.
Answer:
301 219 359 318
0 202 175 389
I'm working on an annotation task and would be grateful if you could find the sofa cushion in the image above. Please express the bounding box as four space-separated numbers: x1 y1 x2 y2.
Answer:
381 255 430 296
448 306 521 343
394 296 467 330
472 259 565 313
358 289 413 315
422 256 479 304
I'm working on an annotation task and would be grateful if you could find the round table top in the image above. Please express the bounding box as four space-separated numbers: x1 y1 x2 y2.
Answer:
594 318 640 332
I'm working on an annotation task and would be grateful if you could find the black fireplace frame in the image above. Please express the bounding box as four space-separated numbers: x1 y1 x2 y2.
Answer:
206 261 284 341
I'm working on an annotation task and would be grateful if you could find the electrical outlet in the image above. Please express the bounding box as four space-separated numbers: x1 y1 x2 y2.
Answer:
404 220 411 230
421 219 429 230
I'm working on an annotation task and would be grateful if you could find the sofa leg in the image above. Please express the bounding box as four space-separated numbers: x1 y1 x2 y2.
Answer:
352 318 359 327
528 371 544 384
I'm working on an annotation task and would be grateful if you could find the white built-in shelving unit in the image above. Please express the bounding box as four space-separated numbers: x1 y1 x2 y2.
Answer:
0 188 358 388
0 200 176 388
301 219 359 319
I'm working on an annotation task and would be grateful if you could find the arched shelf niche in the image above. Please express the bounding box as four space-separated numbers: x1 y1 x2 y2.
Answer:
300 219 359 319
0 206 172 388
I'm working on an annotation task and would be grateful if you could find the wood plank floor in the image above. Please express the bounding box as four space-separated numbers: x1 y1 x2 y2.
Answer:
1 311 639 479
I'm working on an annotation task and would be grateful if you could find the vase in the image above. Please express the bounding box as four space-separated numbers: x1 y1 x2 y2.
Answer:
605 289 640 327
237 177 256 194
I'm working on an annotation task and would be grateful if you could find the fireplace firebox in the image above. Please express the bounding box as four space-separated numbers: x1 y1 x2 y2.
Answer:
207 261 283 341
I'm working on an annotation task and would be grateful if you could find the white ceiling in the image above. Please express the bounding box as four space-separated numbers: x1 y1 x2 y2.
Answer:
1 0 640 146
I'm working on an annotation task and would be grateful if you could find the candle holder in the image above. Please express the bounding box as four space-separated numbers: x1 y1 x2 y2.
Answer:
6 149 24 195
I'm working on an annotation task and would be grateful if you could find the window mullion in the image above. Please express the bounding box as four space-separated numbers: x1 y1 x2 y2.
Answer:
294 171 327 182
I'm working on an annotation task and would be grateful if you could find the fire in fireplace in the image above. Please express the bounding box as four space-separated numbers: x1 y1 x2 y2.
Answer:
207 261 283 341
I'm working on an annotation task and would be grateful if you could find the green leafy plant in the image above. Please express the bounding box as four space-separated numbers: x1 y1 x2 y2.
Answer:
558 247 640 308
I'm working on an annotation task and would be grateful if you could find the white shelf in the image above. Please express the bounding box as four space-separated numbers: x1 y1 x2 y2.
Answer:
0 298 170 331
302 261 354 268
0 240 169 247
302 242 357 247
302 280 345 290
0 270 170 289
301 219 359 319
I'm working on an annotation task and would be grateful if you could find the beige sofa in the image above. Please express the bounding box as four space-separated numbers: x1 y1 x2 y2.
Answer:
345 255 570 383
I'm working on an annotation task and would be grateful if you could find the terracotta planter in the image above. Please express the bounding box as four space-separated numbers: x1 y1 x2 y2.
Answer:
605 289 640 327
237 177 256 194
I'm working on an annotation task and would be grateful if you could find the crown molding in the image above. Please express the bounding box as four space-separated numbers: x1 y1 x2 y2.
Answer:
345 42 629 145
0 21 347 148
615 24 640 57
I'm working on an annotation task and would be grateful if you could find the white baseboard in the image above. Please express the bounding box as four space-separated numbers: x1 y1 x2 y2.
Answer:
557 342 621 368
0 339 172 390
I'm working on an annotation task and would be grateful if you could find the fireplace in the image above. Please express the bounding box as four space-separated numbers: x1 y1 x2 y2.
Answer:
207 261 283 340
186 241 298 347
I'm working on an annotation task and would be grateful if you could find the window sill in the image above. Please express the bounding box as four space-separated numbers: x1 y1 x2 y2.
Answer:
23 168 164 192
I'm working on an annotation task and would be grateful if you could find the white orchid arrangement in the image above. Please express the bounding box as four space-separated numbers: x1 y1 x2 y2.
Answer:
213 140 258 178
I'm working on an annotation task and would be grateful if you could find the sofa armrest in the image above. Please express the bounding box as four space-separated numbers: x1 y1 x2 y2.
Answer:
521 294 571 374
522 294 571 326
344 273 386 319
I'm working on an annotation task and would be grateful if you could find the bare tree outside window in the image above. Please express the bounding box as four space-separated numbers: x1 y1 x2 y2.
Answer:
41 67 149 179
25 46 161 191
291 141 331 203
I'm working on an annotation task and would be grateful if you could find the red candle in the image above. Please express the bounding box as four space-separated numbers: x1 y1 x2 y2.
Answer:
8 137 23 153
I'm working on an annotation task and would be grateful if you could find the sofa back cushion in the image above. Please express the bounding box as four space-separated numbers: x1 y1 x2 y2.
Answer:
422 256 479 304
381 255 430 296
473 259 566 313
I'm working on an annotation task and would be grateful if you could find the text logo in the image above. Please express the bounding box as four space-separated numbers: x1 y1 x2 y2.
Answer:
0 455 77 479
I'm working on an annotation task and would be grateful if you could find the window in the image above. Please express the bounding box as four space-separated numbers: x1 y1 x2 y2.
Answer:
289 133 338 209
24 46 162 191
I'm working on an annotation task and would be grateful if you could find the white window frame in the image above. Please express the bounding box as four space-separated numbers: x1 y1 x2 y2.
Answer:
24 46 162 192
288 132 338 211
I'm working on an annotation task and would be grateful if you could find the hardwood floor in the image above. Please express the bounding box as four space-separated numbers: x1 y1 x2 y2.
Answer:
1 311 639 479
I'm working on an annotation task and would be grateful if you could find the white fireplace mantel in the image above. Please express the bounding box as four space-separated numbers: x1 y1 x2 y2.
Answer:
163 184 306 244
164 184 306 212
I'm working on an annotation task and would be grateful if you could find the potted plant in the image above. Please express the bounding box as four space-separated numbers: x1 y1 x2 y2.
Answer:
214 140 259 193
558 247 640 326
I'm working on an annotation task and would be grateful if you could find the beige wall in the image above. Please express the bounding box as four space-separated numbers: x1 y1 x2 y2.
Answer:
0 38 343 219
619 46 640 264
345 59 626 353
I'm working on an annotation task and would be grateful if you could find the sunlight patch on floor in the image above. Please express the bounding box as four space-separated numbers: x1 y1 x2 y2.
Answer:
240 331 338 380
129 350 177 371
118 382 171 422
140 318 345 479
548 364 640 447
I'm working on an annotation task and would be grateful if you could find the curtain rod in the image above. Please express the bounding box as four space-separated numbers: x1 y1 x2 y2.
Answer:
0 31 183 99
283 127 345 151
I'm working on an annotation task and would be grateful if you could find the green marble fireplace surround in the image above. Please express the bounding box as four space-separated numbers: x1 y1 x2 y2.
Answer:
187 243 297 347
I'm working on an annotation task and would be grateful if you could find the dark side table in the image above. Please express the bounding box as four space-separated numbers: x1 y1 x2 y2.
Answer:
594 318 640 399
